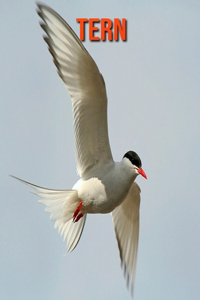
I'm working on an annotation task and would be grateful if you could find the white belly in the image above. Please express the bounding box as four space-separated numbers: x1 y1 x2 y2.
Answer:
73 167 136 214
73 178 110 213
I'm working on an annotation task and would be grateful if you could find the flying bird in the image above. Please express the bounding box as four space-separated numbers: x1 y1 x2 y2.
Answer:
13 3 147 297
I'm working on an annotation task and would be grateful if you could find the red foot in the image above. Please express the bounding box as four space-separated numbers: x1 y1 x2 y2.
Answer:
74 213 83 223
73 201 83 222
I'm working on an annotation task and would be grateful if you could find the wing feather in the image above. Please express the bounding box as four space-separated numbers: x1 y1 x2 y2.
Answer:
112 182 141 297
37 4 113 177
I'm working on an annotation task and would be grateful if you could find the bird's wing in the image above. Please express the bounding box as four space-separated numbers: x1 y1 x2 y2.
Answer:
111 182 141 297
37 4 113 177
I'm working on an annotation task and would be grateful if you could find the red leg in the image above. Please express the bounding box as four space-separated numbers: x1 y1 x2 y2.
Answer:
73 201 83 222
74 213 83 223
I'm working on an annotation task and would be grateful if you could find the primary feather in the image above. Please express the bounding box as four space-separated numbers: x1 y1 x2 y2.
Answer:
37 4 113 177
112 182 141 296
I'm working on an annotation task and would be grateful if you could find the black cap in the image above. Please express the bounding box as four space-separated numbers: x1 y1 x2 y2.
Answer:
123 151 142 168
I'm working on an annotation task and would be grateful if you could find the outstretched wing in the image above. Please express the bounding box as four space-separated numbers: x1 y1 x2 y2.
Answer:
112 182 141 297
37 4 113 177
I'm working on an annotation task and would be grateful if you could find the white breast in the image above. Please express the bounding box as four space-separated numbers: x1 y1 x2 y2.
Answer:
73 161 137 214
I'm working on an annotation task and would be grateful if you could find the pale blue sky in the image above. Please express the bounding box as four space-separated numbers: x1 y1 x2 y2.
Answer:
1 1 200 299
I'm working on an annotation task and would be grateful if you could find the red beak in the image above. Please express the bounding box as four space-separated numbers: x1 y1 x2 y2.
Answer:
137 167 147 179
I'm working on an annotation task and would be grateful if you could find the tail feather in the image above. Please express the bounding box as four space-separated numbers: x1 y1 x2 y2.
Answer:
11 176 86 252
66 217 86 252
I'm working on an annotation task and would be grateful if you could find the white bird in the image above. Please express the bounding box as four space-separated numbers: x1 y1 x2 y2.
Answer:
13 3 147 297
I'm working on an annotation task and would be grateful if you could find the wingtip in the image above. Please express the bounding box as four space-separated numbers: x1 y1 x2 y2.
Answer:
36 2 51 19
35 1 47 10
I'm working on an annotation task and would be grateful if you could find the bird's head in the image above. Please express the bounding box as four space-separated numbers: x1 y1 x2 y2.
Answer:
123 151 147 179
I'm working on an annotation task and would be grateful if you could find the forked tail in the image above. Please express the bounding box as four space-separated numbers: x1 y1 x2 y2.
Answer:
11 176 86 253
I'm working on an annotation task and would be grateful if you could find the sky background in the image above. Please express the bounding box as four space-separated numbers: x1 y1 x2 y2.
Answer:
1 0 200 299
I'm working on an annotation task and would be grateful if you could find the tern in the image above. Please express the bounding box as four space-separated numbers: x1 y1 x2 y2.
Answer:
13 3 147 297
